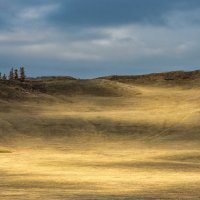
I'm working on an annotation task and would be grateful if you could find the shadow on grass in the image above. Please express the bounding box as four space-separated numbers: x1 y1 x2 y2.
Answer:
0 150 11 153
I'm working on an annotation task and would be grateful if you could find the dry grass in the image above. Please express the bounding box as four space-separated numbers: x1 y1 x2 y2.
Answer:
0 149 11 153
0 80 200 199
1 142 200 199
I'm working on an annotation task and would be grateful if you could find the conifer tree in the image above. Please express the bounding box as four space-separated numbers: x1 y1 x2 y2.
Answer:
0 72 2 80
2 74 7 80
9 68 14 80
20 66 25 82
14 69 18 80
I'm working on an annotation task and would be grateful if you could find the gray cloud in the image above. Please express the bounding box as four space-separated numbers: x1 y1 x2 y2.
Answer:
0 0 200 78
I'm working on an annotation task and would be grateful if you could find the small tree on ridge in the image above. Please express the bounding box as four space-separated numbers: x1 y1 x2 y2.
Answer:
14 69 18 80
2 74 7 80
20 66 25 82
9 68 14 80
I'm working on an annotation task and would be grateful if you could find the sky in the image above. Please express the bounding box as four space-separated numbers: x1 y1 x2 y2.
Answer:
0 0 200 78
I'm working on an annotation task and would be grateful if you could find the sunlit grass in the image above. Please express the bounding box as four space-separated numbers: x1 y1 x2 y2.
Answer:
1 144 200 199
1 84 200 199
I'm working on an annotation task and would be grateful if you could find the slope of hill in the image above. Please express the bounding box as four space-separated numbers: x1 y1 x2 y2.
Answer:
0 70 200 143
1 70 200 199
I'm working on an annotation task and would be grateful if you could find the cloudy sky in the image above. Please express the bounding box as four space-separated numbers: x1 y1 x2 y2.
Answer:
0 0 200 78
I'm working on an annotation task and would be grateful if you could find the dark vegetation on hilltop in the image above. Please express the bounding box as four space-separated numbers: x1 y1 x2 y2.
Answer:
100 70 200 86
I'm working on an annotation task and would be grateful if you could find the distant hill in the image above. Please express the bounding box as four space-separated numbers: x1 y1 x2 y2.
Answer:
0 77 140 101
99 70 200 87
1 69 200 101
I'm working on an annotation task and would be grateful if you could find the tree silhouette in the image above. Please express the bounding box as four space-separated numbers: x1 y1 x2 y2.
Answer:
9 68 14 80
20 66 25 82
14 69 18 80
0 67 27 82
2 74 7 80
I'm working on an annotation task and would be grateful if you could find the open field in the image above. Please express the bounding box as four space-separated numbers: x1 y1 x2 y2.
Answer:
1 74 200 199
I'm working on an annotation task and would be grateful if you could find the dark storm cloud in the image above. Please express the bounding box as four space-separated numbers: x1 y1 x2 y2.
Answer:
48 0 200 28
1 0 200 29
49 0 169 27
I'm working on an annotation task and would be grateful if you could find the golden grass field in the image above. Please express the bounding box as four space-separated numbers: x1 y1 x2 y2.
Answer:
1 77 200 199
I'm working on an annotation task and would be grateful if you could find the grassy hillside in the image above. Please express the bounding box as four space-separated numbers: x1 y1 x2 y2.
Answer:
1 70 200 199
0 71 200 143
